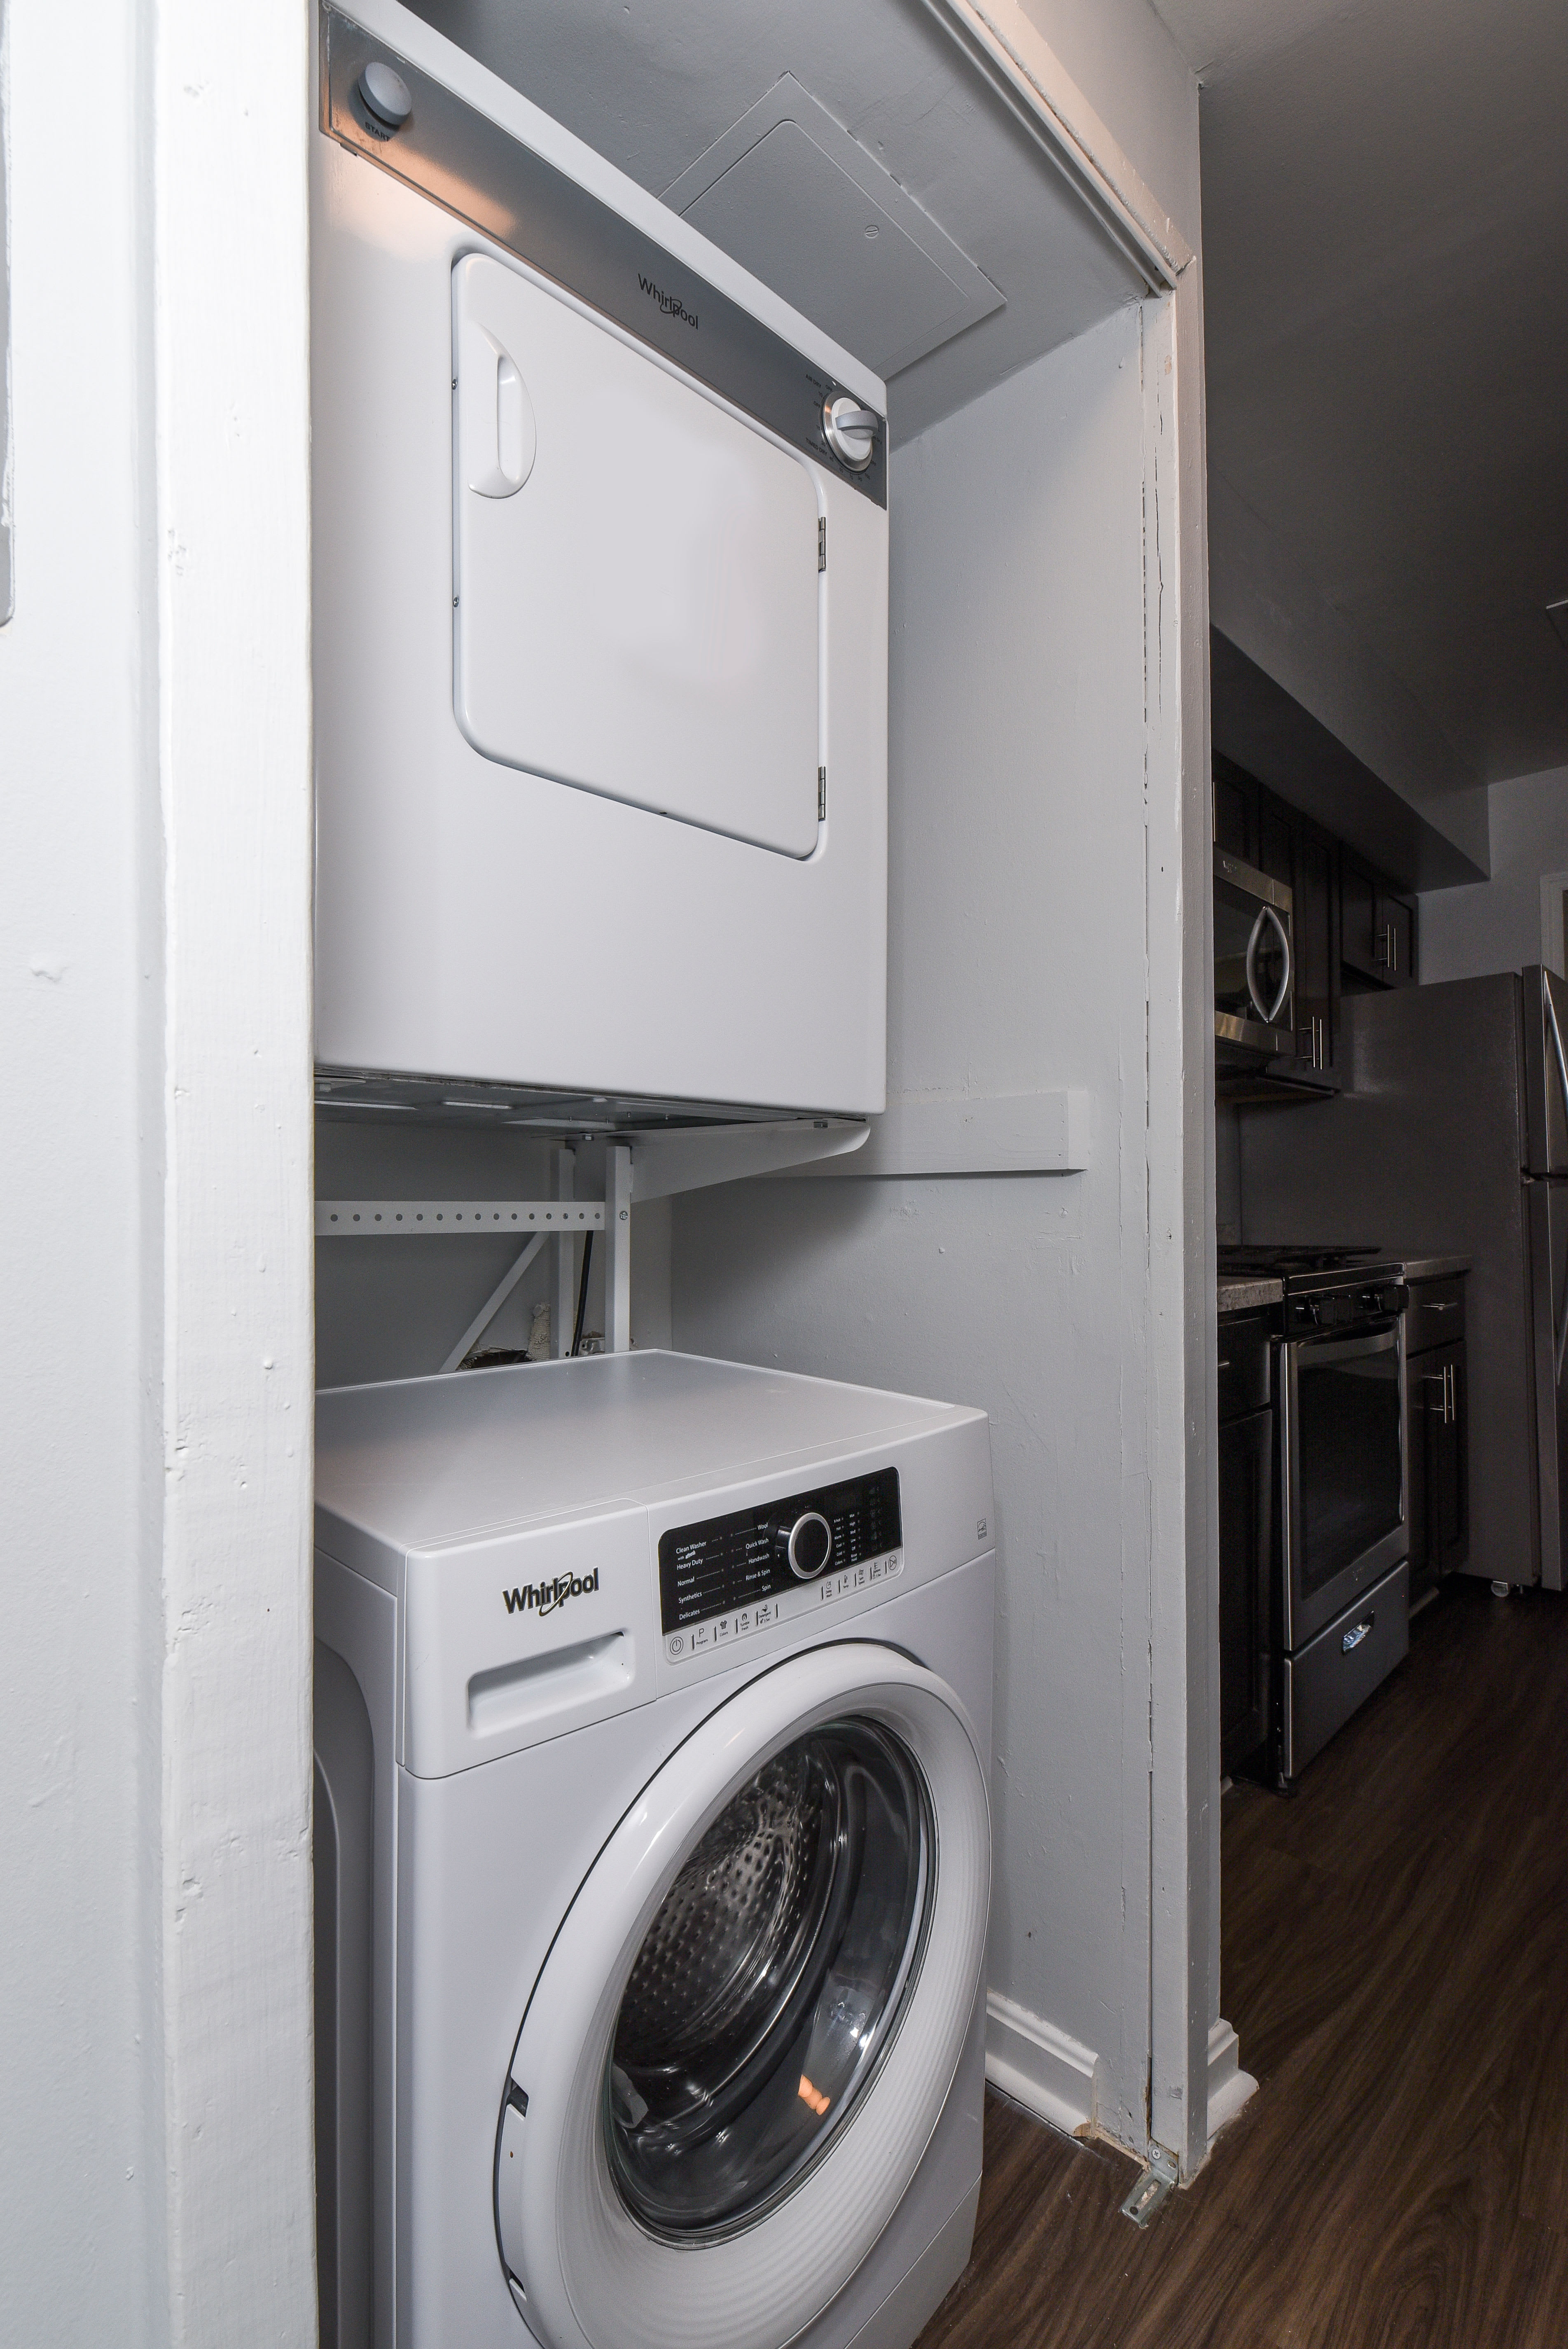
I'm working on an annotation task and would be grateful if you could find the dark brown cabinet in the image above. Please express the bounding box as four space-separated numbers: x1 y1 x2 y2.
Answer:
1214 756 1421 1099
1292 827 1338 1078
1404 1278 1469 1596
1342 853 1417 987
1213 753 1257 865
1218 1313 1274 1773
1256 796 1295 891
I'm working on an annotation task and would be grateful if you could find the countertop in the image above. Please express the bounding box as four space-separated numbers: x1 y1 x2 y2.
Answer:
1400 1256 1470 1282
1217 1276 1285 1314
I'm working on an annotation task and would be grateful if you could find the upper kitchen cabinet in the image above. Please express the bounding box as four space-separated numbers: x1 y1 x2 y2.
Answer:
1341 855 1418 989
1292 825 1339 1079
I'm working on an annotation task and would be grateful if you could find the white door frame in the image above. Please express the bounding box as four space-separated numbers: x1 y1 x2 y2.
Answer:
154 2 317 2337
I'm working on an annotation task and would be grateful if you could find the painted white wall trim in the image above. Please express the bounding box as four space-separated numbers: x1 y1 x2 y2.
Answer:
154 3 317 2340
933 0 1192 286
1206 2018 1257 2146
985 1992 1101 2137
1140 267 1218 2181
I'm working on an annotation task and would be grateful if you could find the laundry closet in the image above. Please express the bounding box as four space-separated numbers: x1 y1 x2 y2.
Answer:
301 7 1215 2344
0 0 1214 2331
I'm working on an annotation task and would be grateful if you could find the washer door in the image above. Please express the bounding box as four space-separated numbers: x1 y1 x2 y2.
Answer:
494 1642 990 2349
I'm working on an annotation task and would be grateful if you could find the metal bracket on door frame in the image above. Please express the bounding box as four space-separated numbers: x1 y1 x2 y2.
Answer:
1119 2143 1178 2228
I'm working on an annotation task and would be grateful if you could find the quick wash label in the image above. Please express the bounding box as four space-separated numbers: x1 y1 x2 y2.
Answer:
502 1568 600 1619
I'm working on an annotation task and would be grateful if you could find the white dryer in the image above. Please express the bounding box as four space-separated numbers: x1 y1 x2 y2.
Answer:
311 2 889 1117
314 1351 994 2349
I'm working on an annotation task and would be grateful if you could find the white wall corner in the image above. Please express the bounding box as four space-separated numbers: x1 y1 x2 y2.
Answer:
984 1991 1101 2138
1205 2018 1257 2147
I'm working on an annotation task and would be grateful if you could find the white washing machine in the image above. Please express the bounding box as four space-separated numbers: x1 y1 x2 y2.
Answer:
314 1351 994 2349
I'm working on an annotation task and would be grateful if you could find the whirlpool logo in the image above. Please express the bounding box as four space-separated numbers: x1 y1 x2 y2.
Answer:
502 1569 600 1618
638 271 698 330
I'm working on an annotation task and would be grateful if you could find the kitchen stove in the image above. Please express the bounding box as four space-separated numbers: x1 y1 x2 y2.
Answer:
1217 1245 1408 1336
1218 1243 1412 1783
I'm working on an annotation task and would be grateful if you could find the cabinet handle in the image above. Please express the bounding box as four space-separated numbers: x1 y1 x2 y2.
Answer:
1343 1614 1375 1652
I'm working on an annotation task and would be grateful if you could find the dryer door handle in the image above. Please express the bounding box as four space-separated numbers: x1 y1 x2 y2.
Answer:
460 317 536 497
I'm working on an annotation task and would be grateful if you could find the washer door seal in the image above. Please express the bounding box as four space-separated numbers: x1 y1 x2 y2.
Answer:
494 1641 991 2349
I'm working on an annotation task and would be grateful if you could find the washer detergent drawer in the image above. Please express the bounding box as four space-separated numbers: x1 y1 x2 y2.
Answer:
1283 1559 1409 1778
453 253 822 858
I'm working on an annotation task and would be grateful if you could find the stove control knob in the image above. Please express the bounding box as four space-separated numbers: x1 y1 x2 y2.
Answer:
1320 1295 1354 1328
778 1511 833 1580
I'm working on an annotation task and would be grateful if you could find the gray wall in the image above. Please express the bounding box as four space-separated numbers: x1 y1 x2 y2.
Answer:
672 302 1178 2148
1208 474 1489 874
1421 764 1568 983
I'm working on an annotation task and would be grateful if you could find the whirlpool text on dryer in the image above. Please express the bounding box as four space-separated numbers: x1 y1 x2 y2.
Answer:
501 1570 601 1617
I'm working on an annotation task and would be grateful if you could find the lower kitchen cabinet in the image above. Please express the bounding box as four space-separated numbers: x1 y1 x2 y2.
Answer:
1218 1313 1274 1773
1405 1278 1469 1593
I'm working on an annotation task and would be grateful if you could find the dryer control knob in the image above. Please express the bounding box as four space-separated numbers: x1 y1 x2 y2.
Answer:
822 395 878 472
780 1511 833 1580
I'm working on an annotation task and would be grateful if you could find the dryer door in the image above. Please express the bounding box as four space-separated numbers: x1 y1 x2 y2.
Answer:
494 1641 989 2349
453 252 823 859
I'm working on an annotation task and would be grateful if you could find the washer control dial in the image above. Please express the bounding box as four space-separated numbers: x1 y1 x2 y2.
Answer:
780 1511 833 1580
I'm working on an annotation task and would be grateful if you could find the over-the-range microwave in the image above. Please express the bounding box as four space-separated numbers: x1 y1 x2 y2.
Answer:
1215 847 1295 1065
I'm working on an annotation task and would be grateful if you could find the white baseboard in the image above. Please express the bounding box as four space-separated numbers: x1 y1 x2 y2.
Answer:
984 1991 1100 2137
1206 2017 1257 2144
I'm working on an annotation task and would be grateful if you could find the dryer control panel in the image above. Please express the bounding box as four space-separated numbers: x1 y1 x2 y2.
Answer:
658 1468 902 1662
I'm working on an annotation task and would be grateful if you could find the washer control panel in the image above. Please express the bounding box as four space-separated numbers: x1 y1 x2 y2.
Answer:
658 1468 902 1662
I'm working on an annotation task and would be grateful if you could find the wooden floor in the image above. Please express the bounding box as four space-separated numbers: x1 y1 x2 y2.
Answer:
917 1577 1568 2349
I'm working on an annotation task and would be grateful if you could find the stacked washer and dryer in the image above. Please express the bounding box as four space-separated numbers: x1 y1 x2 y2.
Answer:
311 9 996 2349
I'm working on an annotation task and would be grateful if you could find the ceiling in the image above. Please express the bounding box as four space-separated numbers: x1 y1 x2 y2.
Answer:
1153 0 1568 788
405 0 1147 438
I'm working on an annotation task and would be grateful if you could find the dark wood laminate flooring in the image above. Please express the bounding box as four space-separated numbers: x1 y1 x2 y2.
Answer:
917 1578 1568 2349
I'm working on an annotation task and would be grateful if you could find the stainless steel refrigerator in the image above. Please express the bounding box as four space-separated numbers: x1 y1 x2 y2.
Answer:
1238 966 1568 1592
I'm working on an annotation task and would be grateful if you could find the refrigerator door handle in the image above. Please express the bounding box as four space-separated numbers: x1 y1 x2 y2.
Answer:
1547 977 1568 1164
1540 979 1568 1385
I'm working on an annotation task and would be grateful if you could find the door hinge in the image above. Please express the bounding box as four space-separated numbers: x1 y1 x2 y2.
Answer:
818 767 827 821
818 517 827 572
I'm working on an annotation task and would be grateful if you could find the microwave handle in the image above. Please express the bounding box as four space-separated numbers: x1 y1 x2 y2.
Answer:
1245 904 1292 1028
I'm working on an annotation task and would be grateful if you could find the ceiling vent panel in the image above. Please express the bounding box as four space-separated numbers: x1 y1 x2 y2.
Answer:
662 76 1002 381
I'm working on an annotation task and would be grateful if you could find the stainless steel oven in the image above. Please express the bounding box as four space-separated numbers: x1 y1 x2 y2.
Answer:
1280 1318 1407 1648
1219 1248 1412 1784
1276 1272 1410 1781
1215 848 1294 1063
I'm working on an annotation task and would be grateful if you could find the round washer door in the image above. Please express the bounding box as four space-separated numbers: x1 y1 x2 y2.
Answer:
494 1641 990 2349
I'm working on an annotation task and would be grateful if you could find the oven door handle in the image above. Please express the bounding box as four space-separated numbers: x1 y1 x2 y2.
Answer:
1245 904 1292 1029
1286 1326 1400 1369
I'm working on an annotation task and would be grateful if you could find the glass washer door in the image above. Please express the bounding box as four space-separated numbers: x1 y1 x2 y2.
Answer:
605 1717 931 2239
